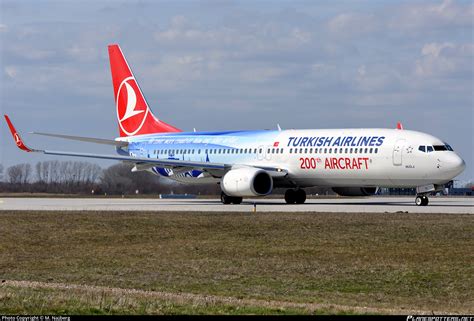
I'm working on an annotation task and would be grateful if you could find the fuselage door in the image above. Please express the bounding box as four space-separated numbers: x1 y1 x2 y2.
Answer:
265 145 272 161
393 139 405 166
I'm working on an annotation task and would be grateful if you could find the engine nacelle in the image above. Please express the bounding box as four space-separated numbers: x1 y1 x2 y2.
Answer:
221 167 273 197
332 187 379 196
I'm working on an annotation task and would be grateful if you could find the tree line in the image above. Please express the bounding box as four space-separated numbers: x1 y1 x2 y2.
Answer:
0 161 220 195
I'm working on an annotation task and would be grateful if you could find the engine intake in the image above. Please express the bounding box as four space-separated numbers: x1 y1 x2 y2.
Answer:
332 187 379 196
221 167 273 197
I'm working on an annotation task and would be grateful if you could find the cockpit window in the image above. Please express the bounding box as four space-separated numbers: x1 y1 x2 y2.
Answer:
418 144 454 153
433 145 448 151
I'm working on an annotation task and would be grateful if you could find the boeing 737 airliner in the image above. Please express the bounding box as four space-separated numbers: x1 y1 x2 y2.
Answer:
5 44 466 206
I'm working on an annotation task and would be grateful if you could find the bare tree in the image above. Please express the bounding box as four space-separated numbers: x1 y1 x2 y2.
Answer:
33 160 102 193
7 163 32 184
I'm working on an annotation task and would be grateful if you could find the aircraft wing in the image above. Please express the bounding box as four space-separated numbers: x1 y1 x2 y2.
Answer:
4 115 287 178
30 132 128 147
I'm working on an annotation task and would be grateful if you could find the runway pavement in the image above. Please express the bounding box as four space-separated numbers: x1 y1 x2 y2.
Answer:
0 196 472 213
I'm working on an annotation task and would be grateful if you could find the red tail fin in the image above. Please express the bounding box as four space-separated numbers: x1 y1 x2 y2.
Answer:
108 44 181 137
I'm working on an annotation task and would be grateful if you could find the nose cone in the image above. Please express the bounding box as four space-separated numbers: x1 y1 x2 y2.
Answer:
446 153 466 178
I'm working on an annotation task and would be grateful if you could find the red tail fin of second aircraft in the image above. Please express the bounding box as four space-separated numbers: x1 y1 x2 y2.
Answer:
108 44 181 137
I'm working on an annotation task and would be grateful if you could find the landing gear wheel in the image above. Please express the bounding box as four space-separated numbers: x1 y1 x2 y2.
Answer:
285 189 306 204
295 189 307 204
221 192 243 205
284 189 296 204
232 197 243 205
221 192 232 204
415 195 429 206
422 195 429 206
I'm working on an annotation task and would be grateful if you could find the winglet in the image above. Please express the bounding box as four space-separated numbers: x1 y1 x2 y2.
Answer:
4 115 34 152
396 121 404 130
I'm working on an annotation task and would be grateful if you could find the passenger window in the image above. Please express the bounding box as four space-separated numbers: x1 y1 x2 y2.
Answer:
304 148 308 153
427 146 434 153
375 148 378 154
280 148 283 153
259 148 262 154
324 148 327 153
329 148 332 154
369 148 373 153
289 148 293 153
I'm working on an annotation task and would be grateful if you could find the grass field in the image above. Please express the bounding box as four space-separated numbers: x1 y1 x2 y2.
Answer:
0 210 472 315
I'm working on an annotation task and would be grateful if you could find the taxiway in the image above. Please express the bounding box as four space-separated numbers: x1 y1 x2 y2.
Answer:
0 197 472 214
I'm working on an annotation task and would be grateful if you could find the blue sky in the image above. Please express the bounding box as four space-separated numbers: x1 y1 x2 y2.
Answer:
0 0 472 182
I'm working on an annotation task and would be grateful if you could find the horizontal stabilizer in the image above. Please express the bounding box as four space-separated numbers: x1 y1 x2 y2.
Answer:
30 132 128 147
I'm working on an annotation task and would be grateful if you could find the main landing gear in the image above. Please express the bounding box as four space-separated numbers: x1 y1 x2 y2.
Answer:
284 189 306 204
221 192 242 205
415 195 429 206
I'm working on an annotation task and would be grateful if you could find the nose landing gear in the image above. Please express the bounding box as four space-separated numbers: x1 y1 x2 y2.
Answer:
415 195 429 206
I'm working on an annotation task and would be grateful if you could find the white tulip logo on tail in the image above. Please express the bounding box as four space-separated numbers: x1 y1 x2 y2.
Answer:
14 133 21 147
116 76 149 136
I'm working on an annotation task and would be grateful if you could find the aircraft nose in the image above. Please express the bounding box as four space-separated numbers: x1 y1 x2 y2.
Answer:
447 154 466 177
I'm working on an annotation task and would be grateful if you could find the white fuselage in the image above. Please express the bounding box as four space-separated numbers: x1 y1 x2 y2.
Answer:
124 128 465 189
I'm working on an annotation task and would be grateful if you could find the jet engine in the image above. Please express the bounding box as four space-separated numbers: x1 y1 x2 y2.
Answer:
332 187 379 196
221 167 273 197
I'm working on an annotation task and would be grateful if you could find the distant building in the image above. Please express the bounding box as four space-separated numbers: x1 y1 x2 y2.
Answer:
448 187 473 196
379 183 473 196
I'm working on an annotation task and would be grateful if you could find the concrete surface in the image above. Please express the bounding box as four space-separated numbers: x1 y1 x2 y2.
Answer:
0 197 472 214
